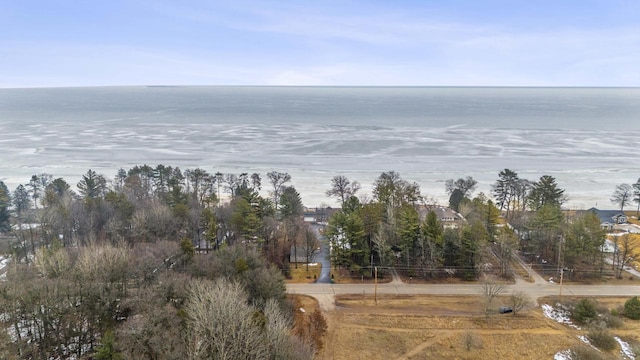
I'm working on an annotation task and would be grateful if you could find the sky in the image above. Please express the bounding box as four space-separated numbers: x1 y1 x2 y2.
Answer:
1 0 639 87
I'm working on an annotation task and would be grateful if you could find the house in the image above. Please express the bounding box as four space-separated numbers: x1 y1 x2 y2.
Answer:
583 208 628 230
418 206 465 229
303 207 339 224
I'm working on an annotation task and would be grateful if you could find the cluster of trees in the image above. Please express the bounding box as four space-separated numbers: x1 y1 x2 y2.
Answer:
324 169 615 281
611 178 640 212
0 166 319 272
488 169 612 278
0 166 325 359
0 242 316 359
324 171 503 280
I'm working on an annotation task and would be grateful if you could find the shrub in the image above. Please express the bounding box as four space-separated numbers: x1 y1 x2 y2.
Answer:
570 345 608 360
603 313 623 329
611 307 619 316
587 327 616 351
573 298 599 324
624 296 640 320
461 331 482 351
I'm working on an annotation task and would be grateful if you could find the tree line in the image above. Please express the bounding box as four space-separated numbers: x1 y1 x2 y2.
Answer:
0 166 318 271
323 169 631 281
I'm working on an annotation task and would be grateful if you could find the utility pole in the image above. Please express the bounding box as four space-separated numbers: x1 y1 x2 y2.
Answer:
559 268 564 303
557 235 564 303
374 266 378 305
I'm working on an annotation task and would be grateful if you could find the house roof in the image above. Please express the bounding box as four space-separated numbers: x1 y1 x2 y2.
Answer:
584 207 626 224
418 206 464 222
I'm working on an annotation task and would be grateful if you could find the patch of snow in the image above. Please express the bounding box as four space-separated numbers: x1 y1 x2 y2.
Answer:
578 335 601 352
0 256 9 269
614 337 636 359
541 303 581 330
554 349 573 360
578 335 591 345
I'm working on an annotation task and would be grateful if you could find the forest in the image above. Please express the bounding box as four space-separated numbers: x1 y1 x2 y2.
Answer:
0 166 320 359
0 165 638 359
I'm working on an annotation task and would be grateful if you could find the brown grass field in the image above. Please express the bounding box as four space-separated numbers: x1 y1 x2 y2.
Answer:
287 263 323 283
308 294 640 360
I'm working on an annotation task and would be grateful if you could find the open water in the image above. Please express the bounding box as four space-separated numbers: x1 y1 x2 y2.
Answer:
1 86 639 208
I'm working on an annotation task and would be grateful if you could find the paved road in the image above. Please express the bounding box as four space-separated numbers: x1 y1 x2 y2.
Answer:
311 224 331 283
287 280 640 303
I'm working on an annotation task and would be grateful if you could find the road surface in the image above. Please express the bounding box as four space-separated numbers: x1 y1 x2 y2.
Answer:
311 224 331 283
288 282 640 299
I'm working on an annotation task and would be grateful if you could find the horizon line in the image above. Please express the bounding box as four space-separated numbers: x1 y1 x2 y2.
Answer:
2 84 640 90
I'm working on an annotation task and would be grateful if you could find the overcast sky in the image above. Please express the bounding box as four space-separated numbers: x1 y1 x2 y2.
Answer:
1 0 639 87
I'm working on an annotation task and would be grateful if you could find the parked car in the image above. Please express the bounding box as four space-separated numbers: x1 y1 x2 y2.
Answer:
499 306 513 314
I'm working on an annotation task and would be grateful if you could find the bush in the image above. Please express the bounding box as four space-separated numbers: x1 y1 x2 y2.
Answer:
570 345 608 360
461 331 482 351
603 313 623 329
611 307 620 316
573 298 599 324
624 296 640 320
587 327 616 351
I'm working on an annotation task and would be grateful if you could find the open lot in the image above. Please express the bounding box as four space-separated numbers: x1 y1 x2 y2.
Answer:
314 295 640 360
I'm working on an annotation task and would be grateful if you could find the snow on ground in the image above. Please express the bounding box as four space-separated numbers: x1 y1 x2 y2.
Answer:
554 349 573 360
577 335 601 352
0 256 9 281
541 303 581 330
614 337 636 359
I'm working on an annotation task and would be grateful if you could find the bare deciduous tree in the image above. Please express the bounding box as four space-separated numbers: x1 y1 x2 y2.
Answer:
612 234 637 279
267 171 291 211
611 183 633 212
184 278 267 360
480 277 505 319
326 175 361 205
510 291 533 315
302 227 321 271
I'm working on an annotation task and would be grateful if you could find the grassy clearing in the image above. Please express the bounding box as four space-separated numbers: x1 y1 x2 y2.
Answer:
286 263 322 283
625 211 640 225
288 295 327 352
317 295 640 360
